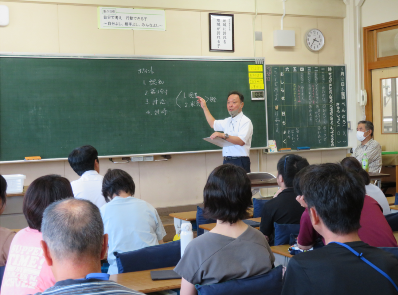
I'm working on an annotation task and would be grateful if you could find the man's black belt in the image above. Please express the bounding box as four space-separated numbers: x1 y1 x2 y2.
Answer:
224 156 249 160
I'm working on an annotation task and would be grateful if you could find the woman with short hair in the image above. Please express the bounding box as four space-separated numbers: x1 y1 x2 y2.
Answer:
1 175 73 295
174 164 275 295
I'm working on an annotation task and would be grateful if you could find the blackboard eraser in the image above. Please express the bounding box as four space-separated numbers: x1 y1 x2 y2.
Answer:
25 156 41 161
297 147 310 150
279 148 291 151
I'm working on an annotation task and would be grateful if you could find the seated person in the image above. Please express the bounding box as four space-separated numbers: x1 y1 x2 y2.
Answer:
2 175 73 295
0 175 16 267
36 198 144 295
341 157 390 215
295 165 397 250
260 154 309 244
100 169 166 275
282 164 398 295
174 164 275 295
352 120 382 173
68 145 106 208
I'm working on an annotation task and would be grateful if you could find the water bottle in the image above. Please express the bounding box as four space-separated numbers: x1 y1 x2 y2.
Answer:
180 223 193 257
362 153 369 172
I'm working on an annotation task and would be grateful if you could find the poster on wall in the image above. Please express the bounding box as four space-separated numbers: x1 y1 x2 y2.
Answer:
98 7 166 31
209 13 234 52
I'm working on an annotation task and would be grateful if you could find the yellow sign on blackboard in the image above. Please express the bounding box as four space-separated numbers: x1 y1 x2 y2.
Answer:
248 65 263 72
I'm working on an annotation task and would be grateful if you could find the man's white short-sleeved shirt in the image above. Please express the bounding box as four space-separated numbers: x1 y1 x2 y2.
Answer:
100 196 167 275
213 112 253 157
71 170 106 209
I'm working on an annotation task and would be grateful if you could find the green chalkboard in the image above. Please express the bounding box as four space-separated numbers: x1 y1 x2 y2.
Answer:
0 56 267 161
266 65 348 150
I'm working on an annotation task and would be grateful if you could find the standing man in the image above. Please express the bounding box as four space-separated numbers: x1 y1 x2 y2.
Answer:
197 91 253 173
352 121 382 173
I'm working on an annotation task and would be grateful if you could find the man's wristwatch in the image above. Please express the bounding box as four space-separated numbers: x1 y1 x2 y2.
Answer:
224 133 229 139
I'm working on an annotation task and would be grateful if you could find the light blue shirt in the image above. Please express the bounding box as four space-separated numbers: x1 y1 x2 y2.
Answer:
100 196 167 275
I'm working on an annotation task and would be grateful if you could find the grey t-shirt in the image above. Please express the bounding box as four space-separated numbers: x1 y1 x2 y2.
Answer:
174 226 275 285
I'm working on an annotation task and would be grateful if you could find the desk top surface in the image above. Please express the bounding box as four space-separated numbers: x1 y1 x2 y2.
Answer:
109 266 180 293
170 208 254 221
198 217 261 231
387 197 395 205
169 211 197 221
368 172 390 178
270 244 293 258
7 186 29 197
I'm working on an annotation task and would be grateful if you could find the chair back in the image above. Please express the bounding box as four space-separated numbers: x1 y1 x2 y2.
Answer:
252 198 269 218
385 212 398 231
195 265 283 295
0 265 5 289
379 247 398 259
274 223 300 246
115 240 181 273
196 206 216 236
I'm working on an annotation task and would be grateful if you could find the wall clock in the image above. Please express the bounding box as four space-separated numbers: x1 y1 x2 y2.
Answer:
305 29 325 52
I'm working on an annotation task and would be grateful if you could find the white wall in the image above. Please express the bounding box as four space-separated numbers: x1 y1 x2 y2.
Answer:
0 0 348 208
362 0 398 27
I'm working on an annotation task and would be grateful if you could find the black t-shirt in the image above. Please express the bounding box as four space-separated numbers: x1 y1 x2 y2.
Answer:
259 188 304 244
282 241 398 295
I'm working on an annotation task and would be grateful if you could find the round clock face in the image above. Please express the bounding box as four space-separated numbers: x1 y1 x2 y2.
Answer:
305 29 325 52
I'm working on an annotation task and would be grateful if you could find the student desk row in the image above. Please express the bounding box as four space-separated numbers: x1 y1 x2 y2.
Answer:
109 246 292 293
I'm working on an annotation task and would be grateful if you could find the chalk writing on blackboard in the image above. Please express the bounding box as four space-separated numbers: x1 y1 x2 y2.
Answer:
266 65 348 149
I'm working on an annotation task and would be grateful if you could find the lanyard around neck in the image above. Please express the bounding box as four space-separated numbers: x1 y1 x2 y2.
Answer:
330 242 398 292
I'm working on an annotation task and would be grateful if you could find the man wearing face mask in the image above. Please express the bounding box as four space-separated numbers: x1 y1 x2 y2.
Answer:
197 91 253 173
352 120 382 173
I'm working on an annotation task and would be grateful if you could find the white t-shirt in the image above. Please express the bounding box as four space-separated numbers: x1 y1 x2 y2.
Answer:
213 111 253 157
100 196 167 275
71 170 106 209
365 184 390 215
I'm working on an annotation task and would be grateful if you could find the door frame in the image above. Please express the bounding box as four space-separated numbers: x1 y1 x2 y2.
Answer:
363 20 398 121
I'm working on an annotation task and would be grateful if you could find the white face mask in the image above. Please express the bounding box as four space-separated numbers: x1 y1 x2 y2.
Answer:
356 130 369 142
229 109 241 117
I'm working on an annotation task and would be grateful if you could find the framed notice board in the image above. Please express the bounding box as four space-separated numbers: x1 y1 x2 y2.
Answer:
0 54 268 162
266 65 348 150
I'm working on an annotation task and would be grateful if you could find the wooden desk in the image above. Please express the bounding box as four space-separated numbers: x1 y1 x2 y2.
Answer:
387 196 395 205
368 172 390 188
7 186 28 197
169 211 197 222
394 231 398 243
110 266 180 293
270 244 293 258
199 217 261 232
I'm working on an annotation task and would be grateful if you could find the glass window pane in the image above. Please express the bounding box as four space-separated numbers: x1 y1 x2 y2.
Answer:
377 28 398 58
382 79 392 132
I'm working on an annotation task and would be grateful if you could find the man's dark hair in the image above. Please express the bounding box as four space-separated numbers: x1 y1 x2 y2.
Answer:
277 154 309 187
42 198 104 260
0 175 7 210
203 164 252 224
68 145 99 176
297 163 365 235
102 169 136 202
23 175 73 231
341 157 370 185
358 120 374 137
228 91 244 103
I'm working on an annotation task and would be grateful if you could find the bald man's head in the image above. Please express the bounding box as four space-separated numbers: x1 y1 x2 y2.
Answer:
41 198 104 261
